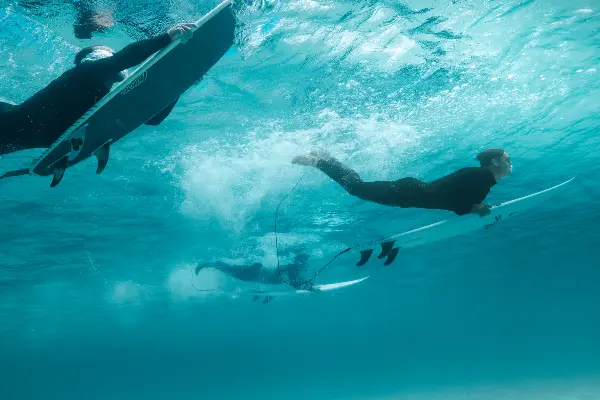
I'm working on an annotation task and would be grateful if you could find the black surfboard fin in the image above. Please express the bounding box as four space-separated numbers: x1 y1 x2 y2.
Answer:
384 247 400 266
356 249 374 267
377 241 396 259
50 168 65 187
50 157 68 187
94 143 110 174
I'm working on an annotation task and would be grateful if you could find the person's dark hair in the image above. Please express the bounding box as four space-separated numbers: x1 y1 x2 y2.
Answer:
476 149 505 167
74 45 114 65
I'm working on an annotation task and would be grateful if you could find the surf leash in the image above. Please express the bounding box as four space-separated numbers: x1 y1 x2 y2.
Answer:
274 173 352 289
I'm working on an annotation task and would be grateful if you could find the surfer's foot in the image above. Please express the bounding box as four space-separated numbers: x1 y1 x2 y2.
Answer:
194 263 206 275
292 149 332 167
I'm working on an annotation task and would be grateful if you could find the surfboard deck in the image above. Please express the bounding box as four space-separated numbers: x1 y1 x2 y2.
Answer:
24 0 235 182
350 178 574 268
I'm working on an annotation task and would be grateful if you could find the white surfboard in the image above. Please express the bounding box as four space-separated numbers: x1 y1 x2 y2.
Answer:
196 276 369 303
352 177 574 267
244 276 370 297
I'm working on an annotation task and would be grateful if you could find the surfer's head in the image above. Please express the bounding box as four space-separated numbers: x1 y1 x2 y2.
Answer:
477 149 512 178
75 45 128 84
75 45 115 65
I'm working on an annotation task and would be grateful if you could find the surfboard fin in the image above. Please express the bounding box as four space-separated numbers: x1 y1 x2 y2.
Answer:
50 168 65 187
356 249 374 267
377 241 396 259
94 143 110 174
384 247 400 266
50 157 68 187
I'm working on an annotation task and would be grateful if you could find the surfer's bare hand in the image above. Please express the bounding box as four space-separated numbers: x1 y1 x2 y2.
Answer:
168 23 196 43
471 204 491 217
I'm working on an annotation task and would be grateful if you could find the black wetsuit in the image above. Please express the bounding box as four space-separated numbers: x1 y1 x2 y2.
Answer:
0 33 171 156
196 261 307 288
315 157 497 216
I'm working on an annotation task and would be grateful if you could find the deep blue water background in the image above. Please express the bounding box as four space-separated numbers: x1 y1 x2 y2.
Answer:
1 0 600 399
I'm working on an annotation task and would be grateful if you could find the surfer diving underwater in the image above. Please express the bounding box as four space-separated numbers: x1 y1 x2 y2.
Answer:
195 253 321 304
0 22 195 157
292 149 512 217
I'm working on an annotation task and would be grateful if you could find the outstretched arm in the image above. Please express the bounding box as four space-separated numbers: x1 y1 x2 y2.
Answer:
94 34 171 75
94 23 195 75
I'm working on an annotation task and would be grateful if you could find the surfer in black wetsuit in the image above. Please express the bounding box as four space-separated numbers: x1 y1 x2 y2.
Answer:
195 253 320 292
292 149 512 217
0 22 195 156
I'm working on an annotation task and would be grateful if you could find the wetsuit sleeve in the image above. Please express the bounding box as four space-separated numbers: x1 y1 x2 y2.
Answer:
94 33 171 75
425 168 495 216
453 196 477 216
451 169 495 216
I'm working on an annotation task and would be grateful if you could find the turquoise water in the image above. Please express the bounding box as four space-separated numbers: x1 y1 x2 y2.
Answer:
1 0 600 399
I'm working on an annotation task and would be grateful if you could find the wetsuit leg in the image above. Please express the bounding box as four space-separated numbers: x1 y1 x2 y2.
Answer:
315 157 425 207
197 261 263 282
196 261 237 276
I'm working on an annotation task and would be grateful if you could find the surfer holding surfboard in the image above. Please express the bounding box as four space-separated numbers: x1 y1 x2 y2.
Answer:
292 149 512 217
0 22 195 156
195 253 321 294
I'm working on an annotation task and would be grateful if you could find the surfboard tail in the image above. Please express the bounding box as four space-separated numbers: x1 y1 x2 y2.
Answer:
356 241 401 267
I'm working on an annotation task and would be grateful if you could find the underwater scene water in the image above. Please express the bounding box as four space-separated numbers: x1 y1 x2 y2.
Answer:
1 0 599 398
